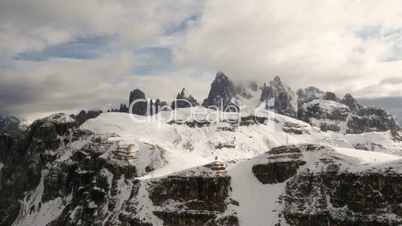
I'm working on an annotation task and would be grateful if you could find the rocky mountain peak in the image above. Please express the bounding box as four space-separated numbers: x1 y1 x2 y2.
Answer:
322 91 338 101
260 76 297 117
271 75 283 86
178 88 187 97
0 115 24 137
172 88 199 108
297 86 323 103
215 71 227 80
341 93 361 111
129 89 146 105
129 89 147 115
202 71 236 108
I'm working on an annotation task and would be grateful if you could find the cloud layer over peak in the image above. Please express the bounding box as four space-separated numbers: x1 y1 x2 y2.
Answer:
1 0 402 120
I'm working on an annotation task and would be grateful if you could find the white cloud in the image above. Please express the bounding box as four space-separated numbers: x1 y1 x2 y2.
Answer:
0 0 204 118
2 0 402 120
176 0 402 97
0 0 202 56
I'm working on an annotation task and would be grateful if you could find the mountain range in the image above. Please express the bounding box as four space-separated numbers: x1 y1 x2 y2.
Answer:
1 72 402 226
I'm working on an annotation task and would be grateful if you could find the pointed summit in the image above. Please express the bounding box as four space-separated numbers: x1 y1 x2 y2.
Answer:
172 88 199 108
260 76 297 117
202 72 236 108
216 71 227 79
179 88 187 98
271 75 282 85
341 93 361 111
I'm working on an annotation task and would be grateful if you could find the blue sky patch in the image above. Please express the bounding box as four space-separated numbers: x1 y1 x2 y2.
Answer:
14 35 115 61
133 47 174 75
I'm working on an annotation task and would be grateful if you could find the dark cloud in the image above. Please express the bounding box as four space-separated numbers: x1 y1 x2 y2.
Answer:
0 82 39 112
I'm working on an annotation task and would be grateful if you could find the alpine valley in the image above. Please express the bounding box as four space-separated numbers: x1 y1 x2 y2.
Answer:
2 72 402 226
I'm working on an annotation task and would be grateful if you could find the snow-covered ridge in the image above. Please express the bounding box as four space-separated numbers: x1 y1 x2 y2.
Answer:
80 110 402 180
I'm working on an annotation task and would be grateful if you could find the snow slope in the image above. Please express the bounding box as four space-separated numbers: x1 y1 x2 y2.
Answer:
228 158 287 226
81 111 402 179
12 171 70 226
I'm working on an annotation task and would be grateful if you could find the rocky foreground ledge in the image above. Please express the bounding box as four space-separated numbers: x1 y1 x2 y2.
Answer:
253 144 402 226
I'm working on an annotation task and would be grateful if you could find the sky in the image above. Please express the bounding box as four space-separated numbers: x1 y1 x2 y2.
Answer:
1 0 402 120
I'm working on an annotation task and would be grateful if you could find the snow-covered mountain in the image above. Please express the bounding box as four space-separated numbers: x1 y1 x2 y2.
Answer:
1 72 402 226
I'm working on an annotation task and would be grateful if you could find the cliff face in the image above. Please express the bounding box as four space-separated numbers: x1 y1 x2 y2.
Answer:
50 160 237 226
0 113 77 226
2 113 236 226
249 144 402 226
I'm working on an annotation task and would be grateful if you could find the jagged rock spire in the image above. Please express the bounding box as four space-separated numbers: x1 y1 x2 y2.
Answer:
202 71 236 108
172 88 199 109
260 76 297 117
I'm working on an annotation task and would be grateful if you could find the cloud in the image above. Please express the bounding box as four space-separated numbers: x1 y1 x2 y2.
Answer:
0 52 135 115
0 0 204 119
0 51 211 120
175 0 402 96
133 47 174 75
0 0 202 56
2 0 402 120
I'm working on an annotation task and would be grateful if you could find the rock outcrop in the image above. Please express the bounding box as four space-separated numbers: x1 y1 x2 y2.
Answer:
71 110 102 126
145 165 237 226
